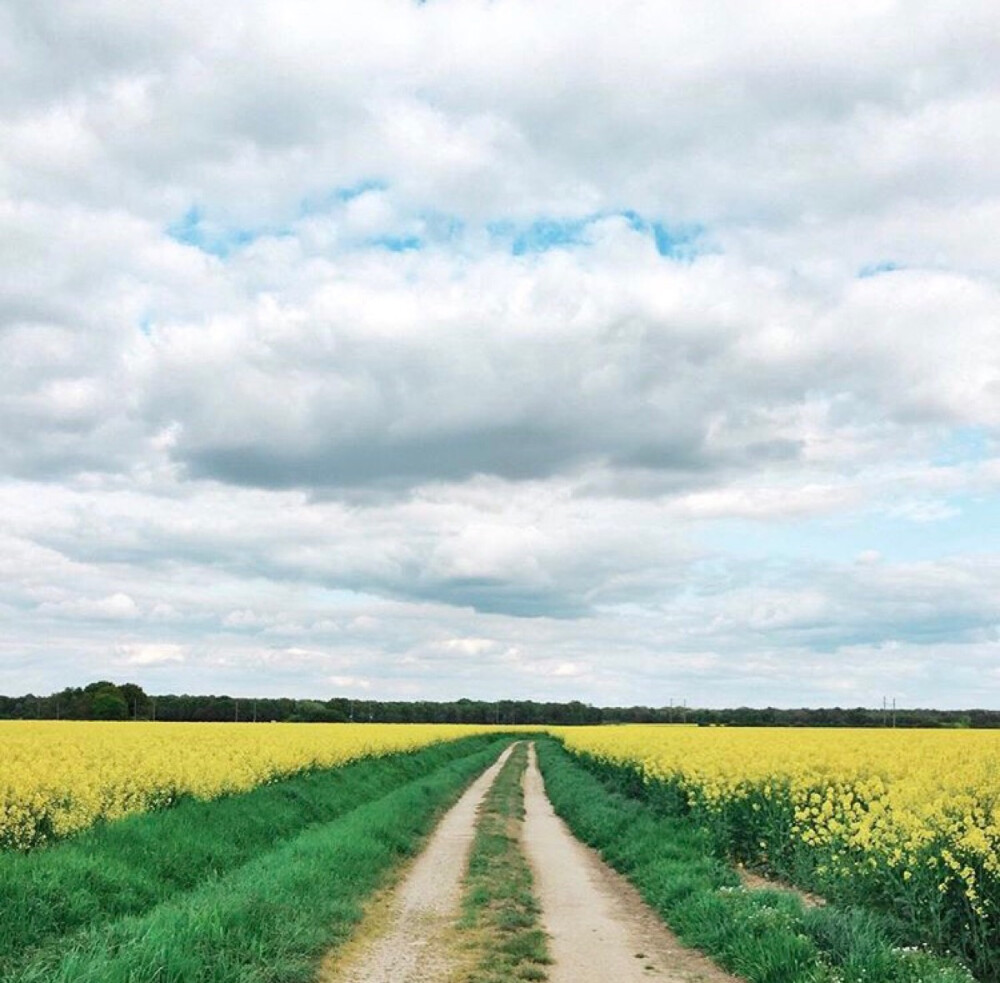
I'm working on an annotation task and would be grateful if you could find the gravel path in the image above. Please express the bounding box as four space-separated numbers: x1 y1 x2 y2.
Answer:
521 743 740 983
320 744 514 983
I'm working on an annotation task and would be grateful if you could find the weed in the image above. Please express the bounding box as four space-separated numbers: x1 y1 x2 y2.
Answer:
460 743 551 983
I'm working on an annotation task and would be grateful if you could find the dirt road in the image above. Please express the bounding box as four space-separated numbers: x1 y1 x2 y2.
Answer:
322 742 739 983
521 743 739 983
320 744 514 983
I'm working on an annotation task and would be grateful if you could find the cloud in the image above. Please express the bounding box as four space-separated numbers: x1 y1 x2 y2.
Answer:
0 0 998 705
115 643 186 666
40 592 140 621
442 638 498 657
327 675 371 691
128 240 995 496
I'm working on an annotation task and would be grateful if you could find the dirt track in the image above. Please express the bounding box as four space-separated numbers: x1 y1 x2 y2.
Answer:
320 744 514 983
323 742 740 983
521 743 739 983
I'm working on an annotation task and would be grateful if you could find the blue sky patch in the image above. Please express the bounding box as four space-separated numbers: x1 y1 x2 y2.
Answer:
299 179 389 217
620 210 703 259
510 217 592 255
367 234 423 252
858 260 901 278
166 205 276 257
494 210 705 258
168 195 703 263
933 426 993 466
697 492 1000 567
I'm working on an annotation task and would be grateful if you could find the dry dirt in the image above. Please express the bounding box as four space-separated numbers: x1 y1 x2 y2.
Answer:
319 743 514 983
321 741 745 983
521 743 741 983
736 865 826 907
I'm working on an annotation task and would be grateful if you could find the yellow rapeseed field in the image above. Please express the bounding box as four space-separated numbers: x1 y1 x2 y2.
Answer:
551 725 1000 954
0 721 497 850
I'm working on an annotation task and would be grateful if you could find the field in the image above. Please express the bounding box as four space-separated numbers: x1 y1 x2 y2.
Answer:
0 720 501 849
0 730 512 981
0 722 997 981
552 726 1000 980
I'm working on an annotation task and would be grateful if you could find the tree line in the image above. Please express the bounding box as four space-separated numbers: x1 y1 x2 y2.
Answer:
0 681 996 727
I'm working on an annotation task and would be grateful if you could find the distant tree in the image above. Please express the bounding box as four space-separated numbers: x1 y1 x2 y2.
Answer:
90 686 128 720
5 679 1000 728
118 683 150 719
291 700 338 723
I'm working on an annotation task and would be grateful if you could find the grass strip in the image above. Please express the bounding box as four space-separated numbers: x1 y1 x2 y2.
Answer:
572 745 997 981
459 742 550 983
536 739 975 983
1 735 509 981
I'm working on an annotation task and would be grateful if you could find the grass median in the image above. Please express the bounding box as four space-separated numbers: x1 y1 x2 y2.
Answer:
459 741 550 983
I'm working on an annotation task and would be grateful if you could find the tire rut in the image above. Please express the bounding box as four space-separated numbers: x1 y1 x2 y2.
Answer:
521 743 741 983
319 743 515 983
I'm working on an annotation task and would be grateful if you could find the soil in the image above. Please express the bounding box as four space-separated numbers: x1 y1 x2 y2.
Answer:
520 743 740 983
736 865 826 907
319 743 515 983
321 742 744 982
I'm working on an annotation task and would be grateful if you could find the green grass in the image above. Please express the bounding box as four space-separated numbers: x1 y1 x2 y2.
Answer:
536 739 975 983
573 745 1000 982
460 742 550 983
1 735 511 982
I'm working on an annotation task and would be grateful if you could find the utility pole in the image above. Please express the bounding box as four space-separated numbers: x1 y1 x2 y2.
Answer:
892 698 896 729
253 699 258 724
235 699 239 723
882 696 887 727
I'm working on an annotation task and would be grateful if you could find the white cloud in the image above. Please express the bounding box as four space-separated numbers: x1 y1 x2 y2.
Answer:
885 499 962 523
0 0 998 706
40 592 140 621
327 676 371 691
443 638 496 657
115 643 186 666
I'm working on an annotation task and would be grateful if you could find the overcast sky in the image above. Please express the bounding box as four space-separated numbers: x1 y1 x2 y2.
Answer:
2 0 999 707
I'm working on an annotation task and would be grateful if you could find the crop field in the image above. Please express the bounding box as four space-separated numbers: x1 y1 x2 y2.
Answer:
0 728 513 982
0 720 500 849
552 726 1000 979
0 722 996 982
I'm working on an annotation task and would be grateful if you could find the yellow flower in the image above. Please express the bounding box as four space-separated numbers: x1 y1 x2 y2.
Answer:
0 720 510 849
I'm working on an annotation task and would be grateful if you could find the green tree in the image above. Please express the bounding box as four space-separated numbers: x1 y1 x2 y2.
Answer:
91 687 128 720
118 683 150 719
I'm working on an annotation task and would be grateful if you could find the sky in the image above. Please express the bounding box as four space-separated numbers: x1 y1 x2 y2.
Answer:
1 0 999 708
